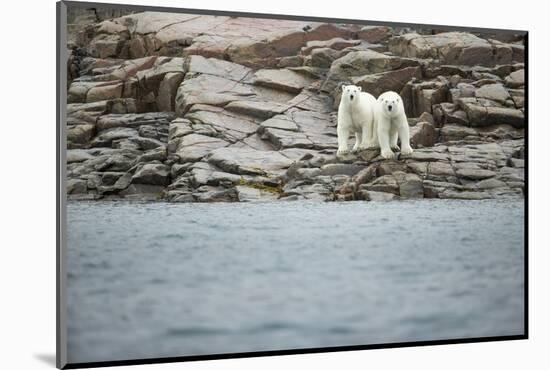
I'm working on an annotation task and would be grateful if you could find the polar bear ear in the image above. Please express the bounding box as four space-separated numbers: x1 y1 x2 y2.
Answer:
357 86 362 91
341 84 347 91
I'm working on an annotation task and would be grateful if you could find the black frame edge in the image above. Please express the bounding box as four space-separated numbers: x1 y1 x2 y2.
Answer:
523 32 529 339
62 335 527 369
56 1 61 368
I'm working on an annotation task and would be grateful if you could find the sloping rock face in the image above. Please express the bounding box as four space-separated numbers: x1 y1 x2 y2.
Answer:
66 11 525 202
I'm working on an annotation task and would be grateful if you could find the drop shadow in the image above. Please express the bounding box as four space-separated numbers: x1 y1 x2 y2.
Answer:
34 353 56 367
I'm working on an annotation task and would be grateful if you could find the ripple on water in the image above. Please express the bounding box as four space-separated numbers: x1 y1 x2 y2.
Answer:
66 199 525 363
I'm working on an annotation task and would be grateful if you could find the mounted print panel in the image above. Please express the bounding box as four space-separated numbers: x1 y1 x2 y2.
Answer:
57 1 527 368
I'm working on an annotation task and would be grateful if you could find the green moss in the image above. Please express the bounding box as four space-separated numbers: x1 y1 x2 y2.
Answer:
238 178 282 194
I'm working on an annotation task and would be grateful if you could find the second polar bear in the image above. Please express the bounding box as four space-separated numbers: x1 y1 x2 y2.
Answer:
376 91 414 159
337 85 378 156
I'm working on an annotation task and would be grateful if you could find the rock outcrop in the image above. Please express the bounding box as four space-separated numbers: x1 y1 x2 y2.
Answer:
66 11 525 202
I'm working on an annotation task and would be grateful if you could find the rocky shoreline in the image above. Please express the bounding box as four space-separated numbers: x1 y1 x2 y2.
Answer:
66 9 525 202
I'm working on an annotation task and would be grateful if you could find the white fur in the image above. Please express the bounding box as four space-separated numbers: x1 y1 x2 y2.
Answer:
337 85 378 156
376 91 413 159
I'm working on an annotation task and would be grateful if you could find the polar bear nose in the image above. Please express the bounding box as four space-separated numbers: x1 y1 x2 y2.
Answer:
350 94 354 100
388 105 393 111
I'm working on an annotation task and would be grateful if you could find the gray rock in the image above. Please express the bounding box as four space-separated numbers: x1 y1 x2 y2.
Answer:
362 190 397 201
389 32 521 66
225 100 288 120
456 83 476 98
402 79 449 117
67 149 94 163
319 164 363 177
174 134 229 163
439 189 493 200
90 127 137 147
423 179 464 198
258 110 338 150
354 66 422 98
136 57 186 94
188 162 242 187
408 150 450 162
508 158 524 168
433 103 469 127
207 147 293 176
498 166 524 183
156 72 184 111
475 83 511 104
410 121 436 148
113 172 133 190
67 124 95 146
459 99 524 128
277 56 303 68
363 175 400 195
186 55 252 82
428 161 456 178
175 74 255 116
132 163 170 185
322 50 418 92
378 161 408 176
119 184 165 200
474 178 508 190
101 172 124 186
169 192 195 203
259 115 299 132
67 178 87 194
308 48 344 68
253 69 315 93
259 127 313 150
455 168 496 180
295 168 321 179
357 26 391 44
138 147 167 163
440 126 480 144
485 106 524 128
236 186 279 202
86 82 123 103
96 112 174 131
193 186 238 202
133 137 165 150
505 69 524 88
185 105 259 141
407 162 428 176
282 182 333 201
394 172 424 198
286 90 333 113
302 37 361 54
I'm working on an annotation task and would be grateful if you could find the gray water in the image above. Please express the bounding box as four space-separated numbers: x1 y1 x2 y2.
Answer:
66 200 525 364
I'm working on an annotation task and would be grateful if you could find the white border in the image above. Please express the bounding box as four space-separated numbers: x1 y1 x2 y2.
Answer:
2 1 548 369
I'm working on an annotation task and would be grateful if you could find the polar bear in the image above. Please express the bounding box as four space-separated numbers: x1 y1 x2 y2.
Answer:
337 85 378 156
376 91 413 159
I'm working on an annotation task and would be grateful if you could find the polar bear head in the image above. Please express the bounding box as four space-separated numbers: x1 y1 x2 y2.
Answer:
378 91 403 117
341 84 362 104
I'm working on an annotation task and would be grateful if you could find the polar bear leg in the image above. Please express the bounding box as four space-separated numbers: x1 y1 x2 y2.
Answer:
390 126 399 151
357 122 371 150
377 118 394 159
366 118 379 148
337 124 350 155
397 117 413 155
352 131 361 152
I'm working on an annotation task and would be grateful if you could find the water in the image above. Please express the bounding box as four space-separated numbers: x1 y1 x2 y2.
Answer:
66 199 525 363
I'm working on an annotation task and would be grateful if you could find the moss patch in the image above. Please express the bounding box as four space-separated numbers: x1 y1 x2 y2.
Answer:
238 178 282 194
